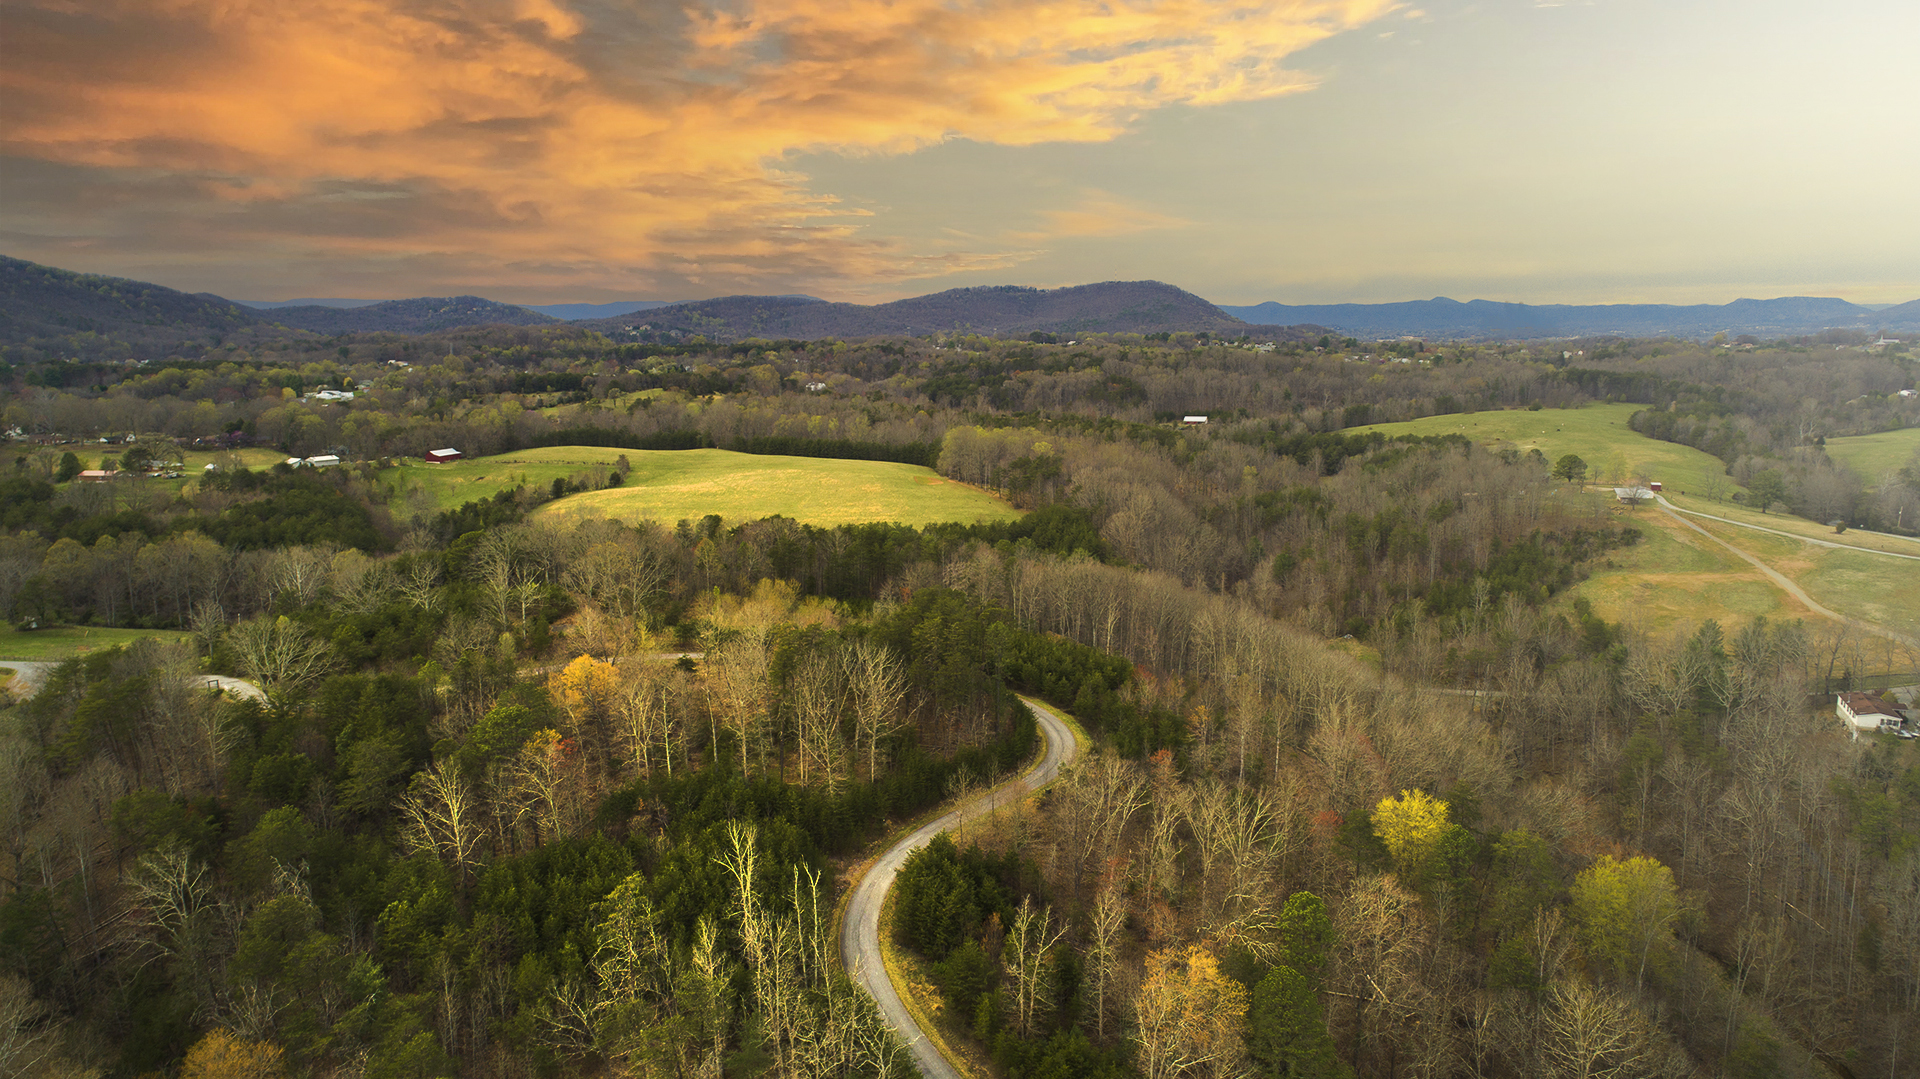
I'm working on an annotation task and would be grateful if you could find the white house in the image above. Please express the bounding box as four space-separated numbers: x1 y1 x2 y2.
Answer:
1837 692 1904 738
1614 486 1655 503
298 454 342 468
1182 415 1209 426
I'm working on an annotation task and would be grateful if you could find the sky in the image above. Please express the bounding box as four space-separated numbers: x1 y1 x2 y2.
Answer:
3 0 1916 307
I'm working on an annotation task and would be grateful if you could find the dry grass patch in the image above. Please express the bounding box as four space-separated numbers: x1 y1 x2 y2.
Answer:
1565 497 1805 636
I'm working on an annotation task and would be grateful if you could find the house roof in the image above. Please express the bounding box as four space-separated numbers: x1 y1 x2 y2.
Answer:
1841 692 1902 718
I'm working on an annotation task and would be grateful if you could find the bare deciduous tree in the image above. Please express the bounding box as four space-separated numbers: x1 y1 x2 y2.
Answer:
790 651 846 792
399 759 484 888
845 639 907 781
706 632 771 776
1004 896 1066 1037
227 615 333 711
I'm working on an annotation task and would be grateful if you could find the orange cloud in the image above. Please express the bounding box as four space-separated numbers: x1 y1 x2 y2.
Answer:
0 0 1396 297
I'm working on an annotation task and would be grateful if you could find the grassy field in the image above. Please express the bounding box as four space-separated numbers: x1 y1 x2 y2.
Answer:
1824 427 1920 488
390 446 1021 528
1687 521 1920 642
383 446 638 512
1347 408 1918 649
1566 493 1920 646
0 625 191 661
1661 491 1920 557
1568 494 1803 637
1351 403 1741 493
539 450 1020 529
47 445 285 499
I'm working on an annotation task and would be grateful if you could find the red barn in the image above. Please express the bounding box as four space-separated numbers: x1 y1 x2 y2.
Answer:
426 448 463 463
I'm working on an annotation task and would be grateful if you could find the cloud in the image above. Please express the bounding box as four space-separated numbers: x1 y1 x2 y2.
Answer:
0 0 1396 297
1010 192 1191 242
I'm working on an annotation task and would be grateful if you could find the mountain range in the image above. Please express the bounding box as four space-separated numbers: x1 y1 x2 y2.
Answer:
570 282 1253 340
1218 296 1920 339
4 255 1916 355
243 298 674 321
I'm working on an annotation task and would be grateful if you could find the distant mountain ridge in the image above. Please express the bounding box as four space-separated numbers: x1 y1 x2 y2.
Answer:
259 296 559 334
1219 295 1920 339
241 298 677 320
574 281 1254 340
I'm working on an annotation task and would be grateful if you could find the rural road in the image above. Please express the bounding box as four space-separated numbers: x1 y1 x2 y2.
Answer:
1655 497 1920 562
3 660 266 703
1653 498 1920 651
840 696 1079 1079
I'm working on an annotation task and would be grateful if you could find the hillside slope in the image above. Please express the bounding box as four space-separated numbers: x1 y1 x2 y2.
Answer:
0 255 266 360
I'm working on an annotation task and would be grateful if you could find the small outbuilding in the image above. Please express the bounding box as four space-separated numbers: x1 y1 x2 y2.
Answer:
1182 415 1209 426
426 448 464 463
303 454 342 468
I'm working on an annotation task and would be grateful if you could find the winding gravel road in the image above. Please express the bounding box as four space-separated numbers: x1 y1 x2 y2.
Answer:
840 696 1079 1079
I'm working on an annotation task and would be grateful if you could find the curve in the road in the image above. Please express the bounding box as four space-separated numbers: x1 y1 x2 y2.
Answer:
3 661 266 703
840 696 1079 1079
1654 499 1920 651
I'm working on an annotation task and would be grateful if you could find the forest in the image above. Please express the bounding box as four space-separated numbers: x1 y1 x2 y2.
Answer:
1 321 1917 1079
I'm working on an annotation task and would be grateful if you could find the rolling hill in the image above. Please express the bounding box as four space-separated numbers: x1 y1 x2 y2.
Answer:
0 255 266 360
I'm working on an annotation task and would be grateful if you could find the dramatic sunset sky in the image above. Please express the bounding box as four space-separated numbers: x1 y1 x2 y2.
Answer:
3 0 1915 306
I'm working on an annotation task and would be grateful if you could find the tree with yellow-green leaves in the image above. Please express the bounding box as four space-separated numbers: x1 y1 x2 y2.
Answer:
1571 855 1683 993
1374 789 1451 874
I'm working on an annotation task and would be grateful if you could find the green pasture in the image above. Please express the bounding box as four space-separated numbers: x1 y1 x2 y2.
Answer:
0 625 191 661
1824 427 1920 488
1350 403 1740 493
389 446 1021 528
